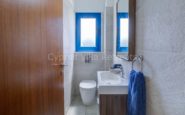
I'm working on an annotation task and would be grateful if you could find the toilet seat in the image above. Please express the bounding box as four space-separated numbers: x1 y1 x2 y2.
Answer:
80 80 96 89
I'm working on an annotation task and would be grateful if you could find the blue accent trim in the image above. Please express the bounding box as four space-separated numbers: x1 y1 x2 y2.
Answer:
76 13 101 52
117 13 129 52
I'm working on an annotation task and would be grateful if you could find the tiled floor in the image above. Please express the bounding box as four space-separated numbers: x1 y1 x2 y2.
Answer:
67 96 99 115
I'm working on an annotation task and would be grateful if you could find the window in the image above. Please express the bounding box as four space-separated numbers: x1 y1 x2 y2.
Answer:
117 13 129 52
76 13 101 52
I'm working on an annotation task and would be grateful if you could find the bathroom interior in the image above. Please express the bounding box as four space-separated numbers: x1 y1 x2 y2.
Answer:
0 0 185 115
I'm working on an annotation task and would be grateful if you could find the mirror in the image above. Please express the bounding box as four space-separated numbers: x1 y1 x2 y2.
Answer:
116 0 136 61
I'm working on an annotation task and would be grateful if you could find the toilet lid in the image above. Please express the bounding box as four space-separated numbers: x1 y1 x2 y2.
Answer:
80 80 96 89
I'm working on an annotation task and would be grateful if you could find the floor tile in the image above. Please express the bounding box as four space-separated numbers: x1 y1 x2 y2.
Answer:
67 96 99 115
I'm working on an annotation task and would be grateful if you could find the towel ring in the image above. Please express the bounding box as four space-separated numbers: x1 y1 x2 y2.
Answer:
131 56 143 71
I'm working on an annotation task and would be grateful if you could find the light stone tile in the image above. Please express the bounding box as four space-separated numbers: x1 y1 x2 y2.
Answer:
114 0 185 115
150 94 185 115
136 0 185 53
67 97 86 115
67 96 99 115
67 107 86 115
86 103 99 114
86 113 99 115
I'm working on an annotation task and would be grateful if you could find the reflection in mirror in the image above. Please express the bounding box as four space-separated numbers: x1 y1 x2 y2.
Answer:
116 0 129 60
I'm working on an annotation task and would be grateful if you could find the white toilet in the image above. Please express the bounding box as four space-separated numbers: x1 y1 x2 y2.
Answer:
79 80 96 105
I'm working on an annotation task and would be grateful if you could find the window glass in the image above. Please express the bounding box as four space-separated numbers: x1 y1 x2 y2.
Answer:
80 18 96 47
76 13 101 52
120 18 128 47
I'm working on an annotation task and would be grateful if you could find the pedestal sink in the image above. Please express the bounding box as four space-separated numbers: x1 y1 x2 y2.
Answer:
97 71 128 94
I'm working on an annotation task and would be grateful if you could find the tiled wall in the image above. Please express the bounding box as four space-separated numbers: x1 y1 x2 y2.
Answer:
114 0 185 114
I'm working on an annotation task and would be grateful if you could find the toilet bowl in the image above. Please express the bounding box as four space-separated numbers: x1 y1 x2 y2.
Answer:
79 80 96 105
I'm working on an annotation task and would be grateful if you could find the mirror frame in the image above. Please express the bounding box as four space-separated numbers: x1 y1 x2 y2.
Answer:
116 0 136 61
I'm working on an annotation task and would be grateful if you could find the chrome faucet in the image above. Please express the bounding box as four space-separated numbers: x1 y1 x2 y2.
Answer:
118 65 124 78
111 64 125 78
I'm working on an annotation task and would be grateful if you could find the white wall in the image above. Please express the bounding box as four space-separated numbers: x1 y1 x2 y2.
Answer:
104 7 114 70
71 4 119 94
63 0 75 114
118 0 128 12
74 0 106 12
73 0 115 95
114 0 185 114
73 53 106 95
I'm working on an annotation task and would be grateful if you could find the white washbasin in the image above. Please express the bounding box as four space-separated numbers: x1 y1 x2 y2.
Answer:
99 72 122 84
97 71 128 94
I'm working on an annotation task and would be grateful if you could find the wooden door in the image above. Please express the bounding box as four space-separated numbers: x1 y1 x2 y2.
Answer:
0 0 64 115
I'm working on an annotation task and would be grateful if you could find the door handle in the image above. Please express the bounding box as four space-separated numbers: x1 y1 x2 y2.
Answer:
52 64 68 67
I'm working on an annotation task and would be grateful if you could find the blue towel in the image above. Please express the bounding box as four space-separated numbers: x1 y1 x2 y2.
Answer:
128 70 146 115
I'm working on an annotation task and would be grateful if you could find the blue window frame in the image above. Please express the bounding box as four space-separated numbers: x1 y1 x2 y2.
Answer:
117 13 129 52
76 13 101 52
